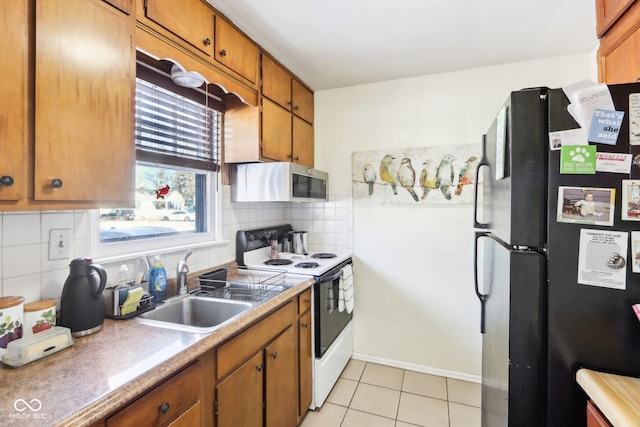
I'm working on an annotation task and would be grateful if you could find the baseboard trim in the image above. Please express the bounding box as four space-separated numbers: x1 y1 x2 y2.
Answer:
351 352 481 384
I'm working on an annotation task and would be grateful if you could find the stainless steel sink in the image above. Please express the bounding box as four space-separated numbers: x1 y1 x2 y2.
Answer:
135 295 253 333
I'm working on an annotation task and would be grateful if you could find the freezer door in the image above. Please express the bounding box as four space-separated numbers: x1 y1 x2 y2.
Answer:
475 232 546 427
481 88 548 248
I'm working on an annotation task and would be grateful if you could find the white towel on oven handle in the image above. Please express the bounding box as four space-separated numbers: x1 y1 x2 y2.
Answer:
338 264 354 313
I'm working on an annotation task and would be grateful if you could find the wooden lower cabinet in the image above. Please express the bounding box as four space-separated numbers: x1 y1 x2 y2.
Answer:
215 302 298 427
586 400 613 427
106 361 202 427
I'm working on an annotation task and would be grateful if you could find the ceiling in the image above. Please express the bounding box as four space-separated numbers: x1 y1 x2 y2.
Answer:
208 0 598 91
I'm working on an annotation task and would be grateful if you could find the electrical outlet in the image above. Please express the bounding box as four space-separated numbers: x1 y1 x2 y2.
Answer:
48 228 71 260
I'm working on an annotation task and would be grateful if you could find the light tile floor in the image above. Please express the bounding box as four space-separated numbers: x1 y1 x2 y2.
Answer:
300 359 481 427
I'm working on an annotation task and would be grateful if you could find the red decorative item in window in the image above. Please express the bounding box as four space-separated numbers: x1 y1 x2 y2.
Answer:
155 185 170 199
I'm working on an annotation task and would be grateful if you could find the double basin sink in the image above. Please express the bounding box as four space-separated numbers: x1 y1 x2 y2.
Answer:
134 269 294 333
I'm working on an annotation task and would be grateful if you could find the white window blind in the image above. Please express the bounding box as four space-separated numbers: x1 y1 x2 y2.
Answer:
135 78 221 171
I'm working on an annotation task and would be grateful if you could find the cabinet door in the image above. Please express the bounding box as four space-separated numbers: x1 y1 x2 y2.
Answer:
292 79 314 124
292 116 314 168
103 0 132 15
167 401 201 427
596 0 636 35
262 55 292 110
298 310 312 418
215 16 258 84
265 327 297 427
0 0 28 201
35 0 135 202
586 400 612 427
262 97 293 162
144 0 214 57
216 351 264 427
598 1 640 84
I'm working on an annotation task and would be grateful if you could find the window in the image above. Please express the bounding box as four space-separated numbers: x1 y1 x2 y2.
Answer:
93 68 223 258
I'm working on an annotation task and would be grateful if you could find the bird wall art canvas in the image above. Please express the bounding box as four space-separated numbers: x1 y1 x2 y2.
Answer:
352 144 482 205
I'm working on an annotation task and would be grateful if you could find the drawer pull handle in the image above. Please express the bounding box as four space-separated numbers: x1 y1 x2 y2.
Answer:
271 352 278 359
51 178 63 188
220 49 227 56
159 402 170 415
203 38 211 46
301 322 309 329
257 364 263 372
0 175 14 187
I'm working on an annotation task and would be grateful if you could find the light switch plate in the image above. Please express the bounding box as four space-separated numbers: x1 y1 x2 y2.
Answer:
48 228 71 260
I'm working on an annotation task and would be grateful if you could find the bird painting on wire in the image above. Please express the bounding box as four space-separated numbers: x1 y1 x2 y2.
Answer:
363 164 377 195
419 159 437 200
436 154 456 200
379 154 398 195
397 158 419 202
455 156 479 196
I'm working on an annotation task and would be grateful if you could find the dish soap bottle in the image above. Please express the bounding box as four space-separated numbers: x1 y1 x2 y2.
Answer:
148 256 168 302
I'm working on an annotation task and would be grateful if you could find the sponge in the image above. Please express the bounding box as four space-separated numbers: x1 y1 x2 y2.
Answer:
120 287 143 316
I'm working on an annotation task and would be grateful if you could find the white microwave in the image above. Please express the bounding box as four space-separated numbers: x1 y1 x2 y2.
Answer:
231 162 328 203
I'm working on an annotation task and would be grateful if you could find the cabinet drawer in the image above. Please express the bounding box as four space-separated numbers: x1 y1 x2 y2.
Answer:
298 288 311 315
217 302 294 378
106 361 201 427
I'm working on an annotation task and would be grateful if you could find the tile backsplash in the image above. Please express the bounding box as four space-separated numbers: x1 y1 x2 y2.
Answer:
0 185 353 305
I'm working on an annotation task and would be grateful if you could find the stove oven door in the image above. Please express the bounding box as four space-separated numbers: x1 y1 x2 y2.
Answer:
314 259 353 358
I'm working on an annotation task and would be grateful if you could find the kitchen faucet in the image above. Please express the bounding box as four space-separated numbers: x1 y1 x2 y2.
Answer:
176 249 193 296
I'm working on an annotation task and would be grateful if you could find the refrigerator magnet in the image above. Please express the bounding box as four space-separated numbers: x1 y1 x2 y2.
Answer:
629 94 640 145
577 229 627 290
621 180 640 221
587 109 624 145
631 231 640 273
556 186 615 226
560 146 596 174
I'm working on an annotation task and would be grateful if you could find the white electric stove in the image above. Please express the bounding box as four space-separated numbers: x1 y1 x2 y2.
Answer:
236 225 353 409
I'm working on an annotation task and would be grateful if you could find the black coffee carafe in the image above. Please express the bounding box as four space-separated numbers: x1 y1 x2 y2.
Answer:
59 258 107 337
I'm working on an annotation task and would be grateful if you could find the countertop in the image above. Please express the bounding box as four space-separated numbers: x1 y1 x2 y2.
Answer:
576 368 640 426
0 274 313 427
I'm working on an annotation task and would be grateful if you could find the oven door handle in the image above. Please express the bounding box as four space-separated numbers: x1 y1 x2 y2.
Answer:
320 269 343 284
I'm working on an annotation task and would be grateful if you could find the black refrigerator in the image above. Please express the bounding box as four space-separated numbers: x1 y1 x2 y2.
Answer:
473 82 640 427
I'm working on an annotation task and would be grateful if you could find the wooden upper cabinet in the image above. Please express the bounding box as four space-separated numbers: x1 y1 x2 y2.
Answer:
103 0 133 15
262 54 294 110
292 117 314 168
144 0 214 57
0 0 28 201
261 98 293 162
262 54 314 124
596 0 636 35
214 16 259 84
597 0 640 83
292 79 314 124
35 0 135 202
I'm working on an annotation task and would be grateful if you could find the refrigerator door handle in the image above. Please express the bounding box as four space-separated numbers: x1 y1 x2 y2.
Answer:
474 231 489 333
475 231 512 333
473 135 490 229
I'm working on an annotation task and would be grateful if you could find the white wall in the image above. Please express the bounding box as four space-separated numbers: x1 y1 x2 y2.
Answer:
313 53 597 379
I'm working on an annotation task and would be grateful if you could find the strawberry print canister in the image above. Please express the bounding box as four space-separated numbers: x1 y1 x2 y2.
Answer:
23 299 57 338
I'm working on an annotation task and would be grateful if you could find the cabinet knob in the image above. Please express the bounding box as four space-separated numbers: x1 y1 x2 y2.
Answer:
287 101 292 106
287 154 293 159
257 364 263 372
220 49 227 57
304 299 311 305
293 105 299 110
159 402 170 415
294 156 299 161
0 175 14 187
271 352 278 359
203 38 211 46
301 322 309 329
50 178 63 189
